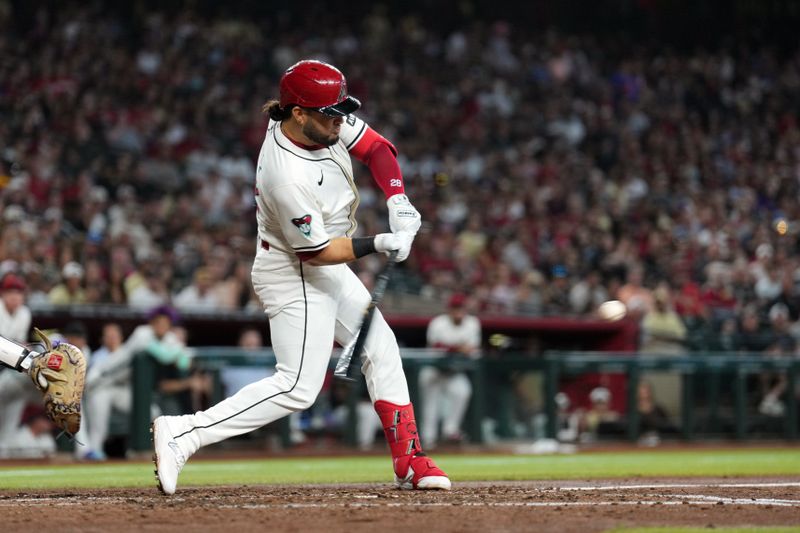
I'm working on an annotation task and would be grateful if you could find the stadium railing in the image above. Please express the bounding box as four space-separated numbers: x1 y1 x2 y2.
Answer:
127 349 799 452
128 347 484 451
541 352 799 442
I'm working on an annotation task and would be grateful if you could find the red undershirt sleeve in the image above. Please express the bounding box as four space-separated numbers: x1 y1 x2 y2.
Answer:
361 141 405 198
349 128 405 198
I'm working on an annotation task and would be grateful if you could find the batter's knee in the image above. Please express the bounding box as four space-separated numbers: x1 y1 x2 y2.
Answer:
286 389 318 411
274 371 324 411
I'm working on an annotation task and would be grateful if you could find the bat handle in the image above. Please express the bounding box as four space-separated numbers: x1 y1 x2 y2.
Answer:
371 250 398 298
336 251 400 382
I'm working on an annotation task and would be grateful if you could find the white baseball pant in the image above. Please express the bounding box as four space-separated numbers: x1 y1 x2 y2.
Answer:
169 247 409 454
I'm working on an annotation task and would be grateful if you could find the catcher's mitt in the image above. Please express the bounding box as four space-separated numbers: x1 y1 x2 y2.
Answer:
28 327 87 435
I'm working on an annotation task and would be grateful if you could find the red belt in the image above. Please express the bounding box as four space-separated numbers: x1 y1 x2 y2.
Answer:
261 239 270 251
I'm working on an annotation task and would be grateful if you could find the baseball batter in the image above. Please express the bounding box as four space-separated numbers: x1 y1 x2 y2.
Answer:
153 59 451 494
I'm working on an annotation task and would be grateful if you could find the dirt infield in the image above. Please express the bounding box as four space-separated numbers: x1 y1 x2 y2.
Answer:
1 478 798 532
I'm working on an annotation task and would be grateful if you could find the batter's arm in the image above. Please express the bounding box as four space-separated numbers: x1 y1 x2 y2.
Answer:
302 233 409 266
341 116 404 199
301 237 358 266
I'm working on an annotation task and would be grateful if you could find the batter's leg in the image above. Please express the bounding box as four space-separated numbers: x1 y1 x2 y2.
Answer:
334 270 408 404
334 267 451 490
171 303 334 453
153 264 338 494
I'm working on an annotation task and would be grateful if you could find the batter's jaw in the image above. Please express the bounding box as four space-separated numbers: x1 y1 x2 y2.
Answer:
374 400 452 490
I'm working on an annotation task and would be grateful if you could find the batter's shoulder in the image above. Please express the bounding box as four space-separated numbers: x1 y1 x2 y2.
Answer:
339 113 368 148
264 155 310 191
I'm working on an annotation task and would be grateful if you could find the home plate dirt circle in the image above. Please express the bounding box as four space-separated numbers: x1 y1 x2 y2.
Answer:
1 479 798 532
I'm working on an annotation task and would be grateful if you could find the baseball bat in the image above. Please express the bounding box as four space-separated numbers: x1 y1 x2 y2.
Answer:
334 250 399 382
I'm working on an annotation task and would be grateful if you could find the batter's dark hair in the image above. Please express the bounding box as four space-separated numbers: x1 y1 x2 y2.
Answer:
262 99 295 121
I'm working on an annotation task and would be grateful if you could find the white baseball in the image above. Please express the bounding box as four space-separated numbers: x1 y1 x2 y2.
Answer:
598 300 627 321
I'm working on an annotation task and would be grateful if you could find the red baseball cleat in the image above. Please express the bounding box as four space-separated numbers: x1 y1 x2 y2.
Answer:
375 400 452 490
393 451 451 490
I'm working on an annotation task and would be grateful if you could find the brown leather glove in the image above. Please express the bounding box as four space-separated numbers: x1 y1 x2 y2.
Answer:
27 328 87 435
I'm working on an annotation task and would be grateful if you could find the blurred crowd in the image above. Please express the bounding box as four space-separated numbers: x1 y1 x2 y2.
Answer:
2 5 800 356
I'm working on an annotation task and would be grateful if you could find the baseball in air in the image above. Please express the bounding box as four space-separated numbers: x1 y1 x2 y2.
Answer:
598 300 627 321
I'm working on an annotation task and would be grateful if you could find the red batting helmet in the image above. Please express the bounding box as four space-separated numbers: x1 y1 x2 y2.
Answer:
279 60 361 117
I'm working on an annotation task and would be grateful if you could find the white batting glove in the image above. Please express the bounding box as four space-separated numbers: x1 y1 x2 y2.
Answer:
387 194 422 235
374 231 414 262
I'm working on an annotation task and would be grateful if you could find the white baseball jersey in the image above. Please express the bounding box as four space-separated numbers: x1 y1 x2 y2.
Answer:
164 114 414 459
254 114 370 253
426 314 482 353
0 301 31 343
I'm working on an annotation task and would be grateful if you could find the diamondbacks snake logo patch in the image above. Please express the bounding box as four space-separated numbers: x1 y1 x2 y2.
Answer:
291 214 312 238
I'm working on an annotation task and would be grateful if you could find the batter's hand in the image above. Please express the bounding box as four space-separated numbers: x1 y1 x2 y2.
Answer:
374 231 414 262
387 194 422 235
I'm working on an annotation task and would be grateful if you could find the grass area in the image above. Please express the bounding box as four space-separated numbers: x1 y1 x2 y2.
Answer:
606 527 800 533
0 448 797 490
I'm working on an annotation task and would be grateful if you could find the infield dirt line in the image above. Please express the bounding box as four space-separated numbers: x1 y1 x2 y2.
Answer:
1 499 797 508
544 481 800 491
0 481 798 509
672 494 800 505
224 499 800 508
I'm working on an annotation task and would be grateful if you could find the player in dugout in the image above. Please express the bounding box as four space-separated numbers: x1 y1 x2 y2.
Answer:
152 59 451 494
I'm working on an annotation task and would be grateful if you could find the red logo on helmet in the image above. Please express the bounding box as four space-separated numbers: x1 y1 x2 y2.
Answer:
47 354 63 370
